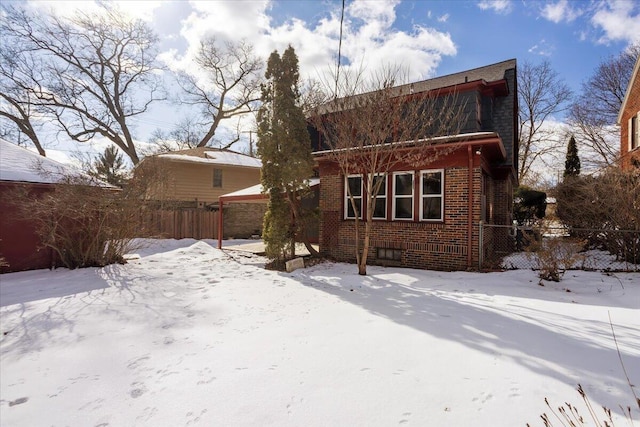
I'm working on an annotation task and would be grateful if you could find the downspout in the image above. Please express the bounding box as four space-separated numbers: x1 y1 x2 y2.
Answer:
217 199 224 249
467 145 473 269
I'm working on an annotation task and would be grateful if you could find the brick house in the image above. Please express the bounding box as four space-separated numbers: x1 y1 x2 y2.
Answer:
618 54 640 170
311 59 518 271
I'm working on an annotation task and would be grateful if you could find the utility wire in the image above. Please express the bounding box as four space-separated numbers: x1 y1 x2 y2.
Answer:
334 0 345 99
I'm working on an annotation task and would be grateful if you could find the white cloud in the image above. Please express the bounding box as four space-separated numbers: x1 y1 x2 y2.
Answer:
591 0 640 45
528 39 555 56
330 1 457 83
26 0 164 21
541 0 582 23
160 0 456 83
24 0 457 91
477 0 513 15
20 0 459 155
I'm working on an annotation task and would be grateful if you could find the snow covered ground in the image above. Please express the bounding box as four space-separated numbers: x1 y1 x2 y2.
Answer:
1 239 638 426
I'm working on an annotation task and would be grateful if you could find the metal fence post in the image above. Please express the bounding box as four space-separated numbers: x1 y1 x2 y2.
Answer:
478 220 484 270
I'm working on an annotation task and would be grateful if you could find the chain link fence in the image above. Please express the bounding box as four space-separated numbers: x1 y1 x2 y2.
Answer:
479 222 640 272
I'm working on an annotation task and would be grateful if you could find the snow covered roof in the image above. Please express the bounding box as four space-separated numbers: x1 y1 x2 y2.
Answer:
156 147 261 168
0 138 111 186
221 183 265 199
220 178 320 201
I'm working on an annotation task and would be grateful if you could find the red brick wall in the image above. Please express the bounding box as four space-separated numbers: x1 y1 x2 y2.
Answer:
318 149 515 271
0 183 57 273
620 67 640 170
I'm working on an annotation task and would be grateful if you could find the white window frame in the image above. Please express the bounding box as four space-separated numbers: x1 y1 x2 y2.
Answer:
371 173 387 220
392 171 414 221
419 169 444 222
344 174 363 219
630 112 640 151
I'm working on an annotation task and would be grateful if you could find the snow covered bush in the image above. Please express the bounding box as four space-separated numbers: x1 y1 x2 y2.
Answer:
526 237 586 281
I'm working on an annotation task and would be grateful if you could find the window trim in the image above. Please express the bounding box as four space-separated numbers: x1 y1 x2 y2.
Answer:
344 174 363 220
392 171 414 221
630 112 639 151
213 168 223 188
371 173 387 220
419 169 444 222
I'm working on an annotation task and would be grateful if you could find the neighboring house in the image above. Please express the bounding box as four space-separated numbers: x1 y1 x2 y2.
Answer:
618 54 640 170
137 147 265 238
0 138 113 272
139 147 262 207
311 59 518 271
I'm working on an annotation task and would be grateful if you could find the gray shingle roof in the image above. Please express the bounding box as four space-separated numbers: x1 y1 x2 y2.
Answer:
315 59 516 114
398 59 516 95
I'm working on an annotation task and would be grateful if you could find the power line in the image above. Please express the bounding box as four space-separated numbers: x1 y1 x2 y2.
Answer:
334 0 345 98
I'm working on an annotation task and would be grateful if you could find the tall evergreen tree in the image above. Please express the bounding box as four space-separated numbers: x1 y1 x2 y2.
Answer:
257 46 317 263
564 135 580 178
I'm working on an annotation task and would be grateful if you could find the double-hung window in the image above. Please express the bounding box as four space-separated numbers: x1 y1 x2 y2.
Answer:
372 174 387 219
345 175 363 219
393 172 414 220
420 170 444 221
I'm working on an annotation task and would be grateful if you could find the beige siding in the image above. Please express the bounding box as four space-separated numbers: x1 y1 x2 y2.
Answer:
159 161 261 204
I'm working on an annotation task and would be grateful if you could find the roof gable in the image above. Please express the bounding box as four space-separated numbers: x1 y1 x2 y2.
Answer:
617 54 640 124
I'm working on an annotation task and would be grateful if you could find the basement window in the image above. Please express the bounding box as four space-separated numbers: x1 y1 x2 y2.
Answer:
377 248 402 261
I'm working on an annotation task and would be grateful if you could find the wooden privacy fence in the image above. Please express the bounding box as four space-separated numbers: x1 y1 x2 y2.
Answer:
139 209 219 240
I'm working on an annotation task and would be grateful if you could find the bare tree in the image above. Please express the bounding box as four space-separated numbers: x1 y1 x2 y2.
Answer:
8 173 139 269
145 117 207 154
146 116 245 155
569 44 640 169
518 60 573 183
2 5 164 165
300 77 329 114
310 66 466 275
556 170 640 264
0 22 47 155
177 37 262 148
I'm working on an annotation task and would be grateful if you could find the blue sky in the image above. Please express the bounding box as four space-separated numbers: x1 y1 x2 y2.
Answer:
16 0 640 161
265 0 639 94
